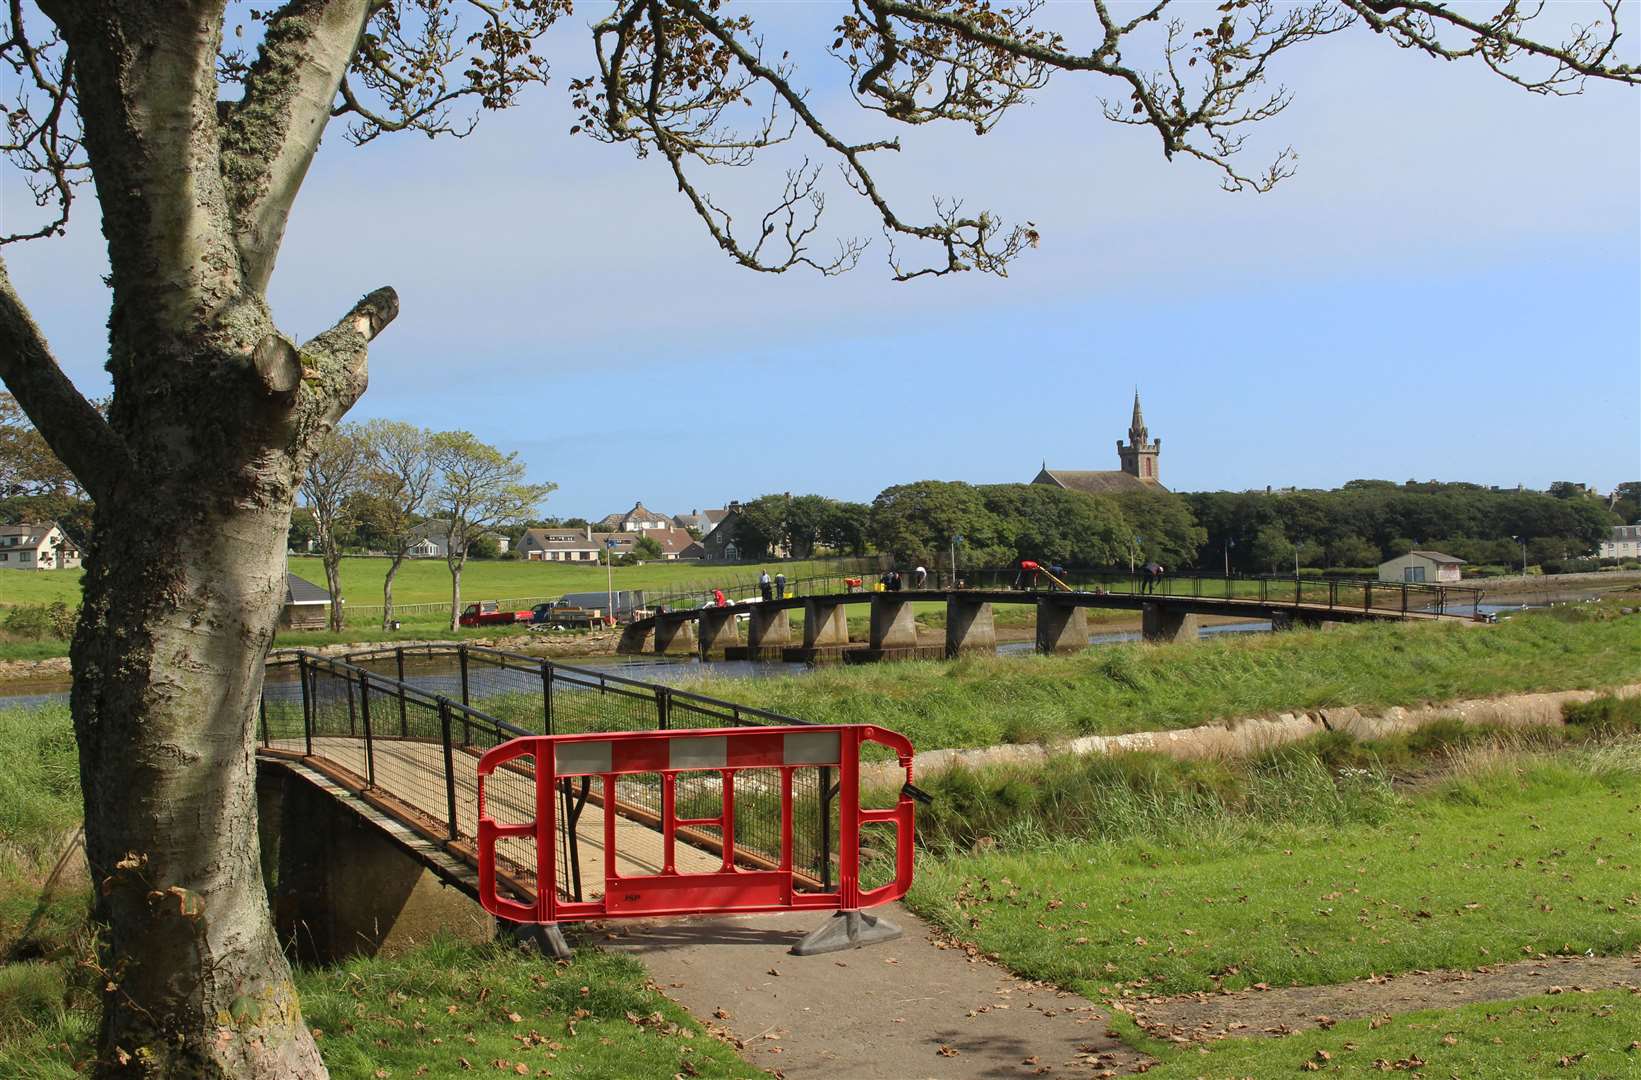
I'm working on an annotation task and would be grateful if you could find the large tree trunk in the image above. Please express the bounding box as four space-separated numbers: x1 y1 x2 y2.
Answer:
72 462 323 1076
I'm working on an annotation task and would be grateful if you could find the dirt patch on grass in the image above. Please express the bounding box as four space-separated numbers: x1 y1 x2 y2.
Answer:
1123 953 1641 1046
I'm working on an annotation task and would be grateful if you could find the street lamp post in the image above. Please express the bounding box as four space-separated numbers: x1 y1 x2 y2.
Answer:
951 534 963 589
1224 538 1234 578
604 538 618 621
1511 535 1527 574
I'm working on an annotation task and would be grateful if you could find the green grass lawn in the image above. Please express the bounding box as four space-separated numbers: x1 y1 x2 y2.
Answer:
907 744 1641 998
1 936 761 1080
674 607 1641 750
1113 990 1641 1079
0 556 853 614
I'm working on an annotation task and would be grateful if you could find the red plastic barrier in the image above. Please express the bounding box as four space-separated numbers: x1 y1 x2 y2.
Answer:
476 724 916 923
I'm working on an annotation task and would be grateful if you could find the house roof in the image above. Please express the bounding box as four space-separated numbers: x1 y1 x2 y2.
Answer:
285 573 333 605
0 521 59 546
1034 467 1158 495
599 502 674 529
1406 550 1466 564
522 528 599 552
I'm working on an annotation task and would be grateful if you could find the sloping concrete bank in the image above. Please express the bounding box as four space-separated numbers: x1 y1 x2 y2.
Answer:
864 682 1641 785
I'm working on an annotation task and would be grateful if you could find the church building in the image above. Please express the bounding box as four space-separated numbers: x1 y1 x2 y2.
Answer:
1031 392 1165 494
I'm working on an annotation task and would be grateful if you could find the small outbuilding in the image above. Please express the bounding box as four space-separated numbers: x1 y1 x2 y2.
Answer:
280 572 334 630
1378 550 1465 585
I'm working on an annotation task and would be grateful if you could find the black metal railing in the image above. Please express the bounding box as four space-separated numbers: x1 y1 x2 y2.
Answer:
637 565 1482 620
261 645 834 904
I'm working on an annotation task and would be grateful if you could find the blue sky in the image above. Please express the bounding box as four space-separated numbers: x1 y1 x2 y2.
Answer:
3 2 1638 520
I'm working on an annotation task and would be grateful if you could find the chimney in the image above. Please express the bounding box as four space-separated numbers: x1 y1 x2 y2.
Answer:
585 524 592 541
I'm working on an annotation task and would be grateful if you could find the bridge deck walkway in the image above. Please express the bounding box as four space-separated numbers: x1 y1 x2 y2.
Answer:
261 737 721 900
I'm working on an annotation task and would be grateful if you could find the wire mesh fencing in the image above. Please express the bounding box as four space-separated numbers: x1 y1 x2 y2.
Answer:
260 645 837 902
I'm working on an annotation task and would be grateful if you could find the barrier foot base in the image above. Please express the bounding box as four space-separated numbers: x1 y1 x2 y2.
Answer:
501 921 574 961
789 909 902 956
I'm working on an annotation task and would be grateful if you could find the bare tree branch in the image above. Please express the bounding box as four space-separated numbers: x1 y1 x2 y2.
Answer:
0 257 129 500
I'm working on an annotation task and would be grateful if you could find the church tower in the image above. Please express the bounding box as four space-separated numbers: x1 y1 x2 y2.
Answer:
1116 390 1161 483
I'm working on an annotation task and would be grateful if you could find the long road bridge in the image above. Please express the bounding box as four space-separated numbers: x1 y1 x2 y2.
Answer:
255 645 839 959
620 569 1484 661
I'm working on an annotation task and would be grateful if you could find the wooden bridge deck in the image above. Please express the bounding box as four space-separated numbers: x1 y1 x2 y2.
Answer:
261 736 721 900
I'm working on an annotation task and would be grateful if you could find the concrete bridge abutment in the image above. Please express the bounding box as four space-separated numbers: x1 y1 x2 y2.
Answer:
1035 600 1088 655
1142 603 1200 643
748 606 791 649
618 621 654 655
945 597 996 657
258 768 491 964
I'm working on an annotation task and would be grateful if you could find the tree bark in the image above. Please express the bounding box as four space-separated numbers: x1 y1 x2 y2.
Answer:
449 556 464 632
72 486 326 1077
323 547 345 632
382 553 405 630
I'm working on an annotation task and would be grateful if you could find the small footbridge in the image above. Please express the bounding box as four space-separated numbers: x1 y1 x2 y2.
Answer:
254 645 841 959
622 569 1484 661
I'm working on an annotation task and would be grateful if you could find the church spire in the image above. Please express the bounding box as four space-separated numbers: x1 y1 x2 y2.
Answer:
1129 388 1147 444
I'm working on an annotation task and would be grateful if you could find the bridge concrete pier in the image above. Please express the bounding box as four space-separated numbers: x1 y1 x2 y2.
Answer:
748 606 791 649
945 597 996 657
1142 603 1200 643
653 617 696 654
259 768 491 963
1035 599 1088 654
869 595 919 650
803 598 850 648
697 608 742 657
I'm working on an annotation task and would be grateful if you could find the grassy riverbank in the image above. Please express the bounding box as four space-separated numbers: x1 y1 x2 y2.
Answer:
906 733 1641 999
0 701 757 1077
674 606 1641 751
1118 989 1641 1078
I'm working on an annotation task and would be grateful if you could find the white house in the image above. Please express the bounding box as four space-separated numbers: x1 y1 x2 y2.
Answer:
0 522 81 571
519 527 602 562
595 502 675 532
406 520 510 558
1599 523 1641 559
1378 550 1465 584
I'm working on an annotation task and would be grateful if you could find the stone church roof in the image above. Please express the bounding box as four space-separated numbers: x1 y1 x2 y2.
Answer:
1033 467 1160 495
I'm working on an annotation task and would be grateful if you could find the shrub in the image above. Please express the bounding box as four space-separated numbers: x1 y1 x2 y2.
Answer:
1 603 75 641
1563 695 1641 737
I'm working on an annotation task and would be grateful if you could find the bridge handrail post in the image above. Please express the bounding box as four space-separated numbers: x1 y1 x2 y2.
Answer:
1365 581 1373 612
1329 580 1338 610
1401 584 1408 615
438 699 459 841
346 664 358 736
396 647 409 737
359 670 375 788
1294 576 1301 607
459 645 471 708
542 661 554 736
300 654 314 757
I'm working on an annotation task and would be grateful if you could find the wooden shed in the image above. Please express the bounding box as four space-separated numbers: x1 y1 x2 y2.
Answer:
280 572 334 630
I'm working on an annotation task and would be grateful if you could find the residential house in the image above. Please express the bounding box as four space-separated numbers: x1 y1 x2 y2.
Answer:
0 521 81 571
520 525 703 562
406 519 511 558
1600 523 1641 560
595 502 675 533
519 527 602 562
672 507 728 536
698 502 787 562
1377 550 1465 584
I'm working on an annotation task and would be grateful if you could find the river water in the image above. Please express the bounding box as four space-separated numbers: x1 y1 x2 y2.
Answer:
0 602 1542 710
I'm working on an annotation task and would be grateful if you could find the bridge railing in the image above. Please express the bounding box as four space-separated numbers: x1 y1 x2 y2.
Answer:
634 564 1481 620
262 645 836 900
